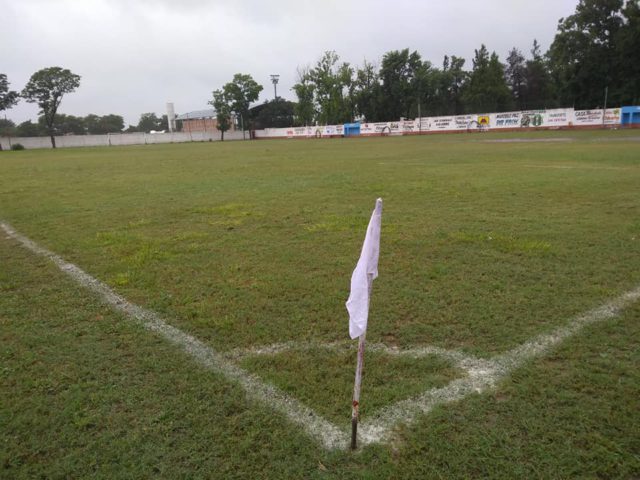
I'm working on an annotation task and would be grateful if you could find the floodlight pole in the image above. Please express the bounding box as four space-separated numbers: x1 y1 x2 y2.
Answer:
270 74 280 100
351 274 373 450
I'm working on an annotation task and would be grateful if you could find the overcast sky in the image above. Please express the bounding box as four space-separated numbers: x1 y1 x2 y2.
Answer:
2 0 579 126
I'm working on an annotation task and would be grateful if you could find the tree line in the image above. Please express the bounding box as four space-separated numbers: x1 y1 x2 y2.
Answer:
2 0 638 147
288 0 638 126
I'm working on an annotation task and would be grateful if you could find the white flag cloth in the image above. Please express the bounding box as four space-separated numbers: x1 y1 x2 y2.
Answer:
347 198 382 339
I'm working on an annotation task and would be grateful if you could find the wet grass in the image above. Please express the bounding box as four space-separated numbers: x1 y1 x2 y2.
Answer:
1 129 639 477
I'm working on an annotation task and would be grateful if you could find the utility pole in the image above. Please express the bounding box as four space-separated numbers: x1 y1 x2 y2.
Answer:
602 86 608 126
270 74 280 100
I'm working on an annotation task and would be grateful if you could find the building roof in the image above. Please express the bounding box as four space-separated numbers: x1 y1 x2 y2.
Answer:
176 109 216 120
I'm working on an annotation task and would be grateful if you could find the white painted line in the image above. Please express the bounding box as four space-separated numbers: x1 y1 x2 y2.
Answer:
224 341 481 374
357 285 640 446
3 220 639 450
522 164 634 171
0 222 348 450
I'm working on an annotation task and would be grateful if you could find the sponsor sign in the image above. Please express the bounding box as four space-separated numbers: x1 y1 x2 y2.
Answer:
572 109 603 125
491 111 521 128
520 110 545 127
545 109 570 127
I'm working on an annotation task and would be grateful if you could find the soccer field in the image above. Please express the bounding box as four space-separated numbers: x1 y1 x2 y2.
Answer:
2 131 639 477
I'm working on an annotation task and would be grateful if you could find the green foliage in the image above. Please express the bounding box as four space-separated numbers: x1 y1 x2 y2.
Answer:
137 112 162 132
352 60 383 122
0 118 16 137
85 113 124 134
16 120 40 137
379 49 428 119
548 0 639 108
0 73 19 112
10 142 25 150
21 67 81 148
505 48 526 109
292 67 316 126
462 45 513 113
249 98 295 129
222 73 263 127
37 113 85 136
209 89 232 140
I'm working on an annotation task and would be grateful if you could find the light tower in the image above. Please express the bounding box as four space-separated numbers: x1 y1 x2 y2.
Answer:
270 74 280 100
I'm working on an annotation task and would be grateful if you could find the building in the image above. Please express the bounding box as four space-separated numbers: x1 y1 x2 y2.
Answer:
176 109 237 133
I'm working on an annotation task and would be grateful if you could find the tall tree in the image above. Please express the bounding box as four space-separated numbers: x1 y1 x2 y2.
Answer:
614 0 640 105
303 51 354 125
379 49 426 120
0 74 20 150
431 55 468 115
292 66 316 126
209 89 232 141
223 73 263 130
353 60 383 122
137 112 162 132
524 40 555 109
463 45 512 113
505 48 527 109
548 0 625 108
21 67 81 148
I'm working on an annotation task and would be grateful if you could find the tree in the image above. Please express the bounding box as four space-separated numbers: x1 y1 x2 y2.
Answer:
430 55 468 115
21 67 81 148
86 114 124 134
137 112 162 132
463 45 513 113
16 120 41 137
292 66 316 126
505 48 527 109
223 73 263 130
249 99 295 129
352 60 383 122
299 51 354 125
209 89 232 140
379 49 428 120
548 0 626 108
39 113 85 135
524 40 555 109
0 74 20 150
0 118 16 137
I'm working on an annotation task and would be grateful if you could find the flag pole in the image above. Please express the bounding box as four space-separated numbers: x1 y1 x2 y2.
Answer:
351 274 373 450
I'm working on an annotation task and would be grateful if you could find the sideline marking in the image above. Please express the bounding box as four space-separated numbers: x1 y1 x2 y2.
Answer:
3 221 639 449
1 222 346 450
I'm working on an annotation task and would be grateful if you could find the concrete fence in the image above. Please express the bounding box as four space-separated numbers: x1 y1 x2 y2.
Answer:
0 129 248 150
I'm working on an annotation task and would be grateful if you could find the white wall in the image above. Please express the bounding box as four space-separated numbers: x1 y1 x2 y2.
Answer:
0 129 247 150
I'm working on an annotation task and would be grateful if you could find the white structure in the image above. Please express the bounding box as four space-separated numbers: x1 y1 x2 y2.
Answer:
166 102 176 133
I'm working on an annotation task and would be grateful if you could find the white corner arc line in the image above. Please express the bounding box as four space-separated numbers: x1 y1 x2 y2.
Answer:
1 222 348 450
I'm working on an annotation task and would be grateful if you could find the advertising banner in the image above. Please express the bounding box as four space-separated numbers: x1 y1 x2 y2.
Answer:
572 109 603 126
545 108 570 127
491 111 521 128
604 108 621 125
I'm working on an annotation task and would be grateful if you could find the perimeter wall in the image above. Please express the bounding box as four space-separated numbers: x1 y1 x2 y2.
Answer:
254 107 627 139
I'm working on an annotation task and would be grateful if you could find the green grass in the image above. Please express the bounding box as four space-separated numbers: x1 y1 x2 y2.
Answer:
1 129 639 477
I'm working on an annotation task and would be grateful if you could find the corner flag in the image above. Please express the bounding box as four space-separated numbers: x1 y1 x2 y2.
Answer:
346 197 382 339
